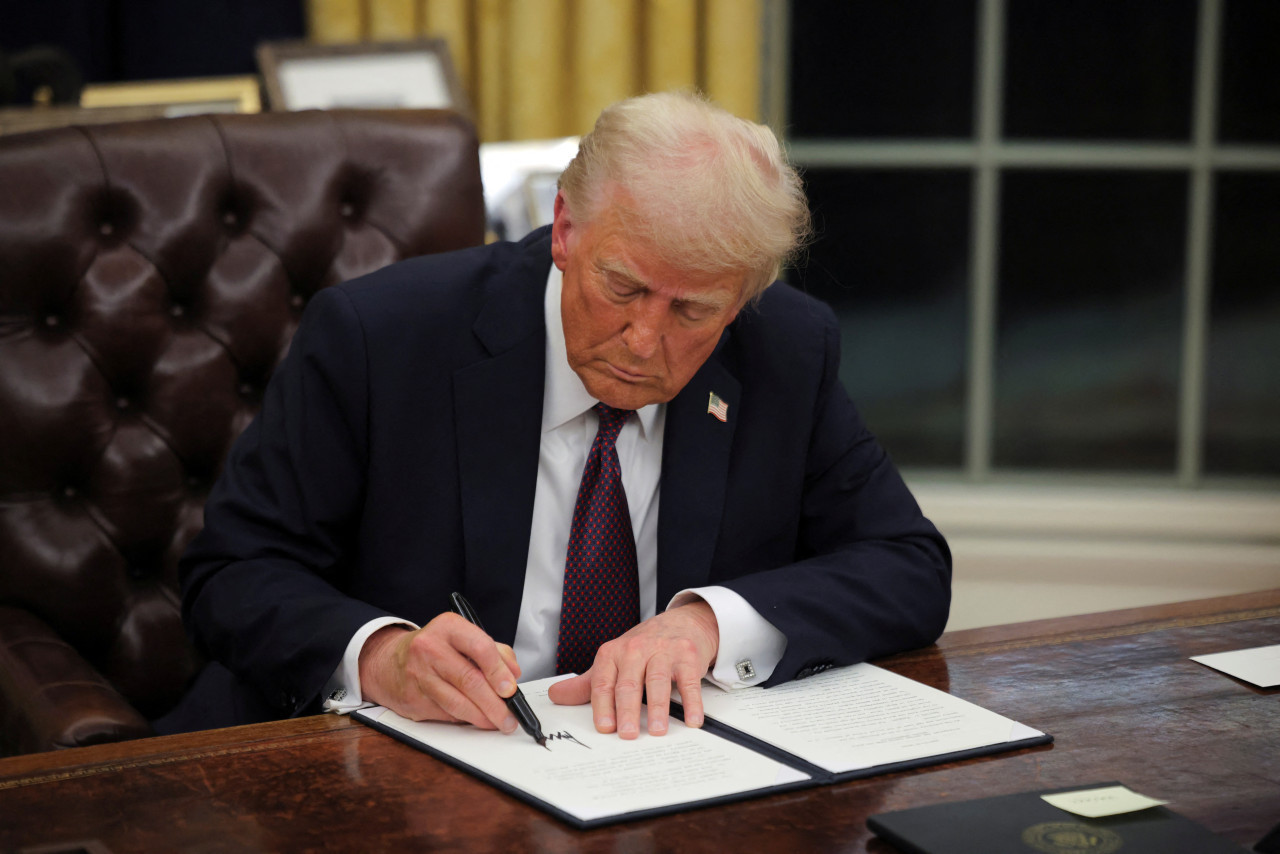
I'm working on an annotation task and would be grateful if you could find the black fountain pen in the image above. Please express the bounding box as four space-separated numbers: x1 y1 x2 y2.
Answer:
449 592 548 749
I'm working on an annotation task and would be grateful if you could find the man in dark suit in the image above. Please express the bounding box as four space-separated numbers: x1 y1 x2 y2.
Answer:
173 92 950 741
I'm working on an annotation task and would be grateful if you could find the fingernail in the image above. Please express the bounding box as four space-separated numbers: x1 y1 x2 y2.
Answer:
686 713 703 728
650 720 667 735
502 715 518 734
599 715 615 731
620 721 638 736
498 680 515 697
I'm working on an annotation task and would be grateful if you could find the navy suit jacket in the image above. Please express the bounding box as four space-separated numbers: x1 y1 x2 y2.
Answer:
180 227 951 721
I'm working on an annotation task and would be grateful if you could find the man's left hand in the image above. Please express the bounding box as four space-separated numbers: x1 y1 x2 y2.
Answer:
546 600 719 738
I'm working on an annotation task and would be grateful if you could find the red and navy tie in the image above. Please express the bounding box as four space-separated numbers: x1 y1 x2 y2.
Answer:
555 403 641 675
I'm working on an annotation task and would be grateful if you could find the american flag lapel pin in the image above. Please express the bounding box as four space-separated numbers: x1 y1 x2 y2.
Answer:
707 391 729 422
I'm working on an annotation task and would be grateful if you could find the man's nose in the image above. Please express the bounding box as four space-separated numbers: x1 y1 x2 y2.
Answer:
621 301 664 360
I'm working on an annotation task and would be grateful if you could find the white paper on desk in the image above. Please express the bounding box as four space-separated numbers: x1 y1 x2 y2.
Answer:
693 663 1043 775
1191 643 1280 688
364 675 810 823
1042 784 1168 817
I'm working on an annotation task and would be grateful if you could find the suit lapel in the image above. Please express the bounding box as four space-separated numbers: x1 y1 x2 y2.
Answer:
453 235 550 645
656 349 740 606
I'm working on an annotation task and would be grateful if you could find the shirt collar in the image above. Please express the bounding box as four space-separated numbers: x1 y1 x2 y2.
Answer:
542 264 661 439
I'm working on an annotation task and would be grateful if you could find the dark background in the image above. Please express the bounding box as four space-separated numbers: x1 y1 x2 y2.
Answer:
789 0 1280 477
0 0 304 96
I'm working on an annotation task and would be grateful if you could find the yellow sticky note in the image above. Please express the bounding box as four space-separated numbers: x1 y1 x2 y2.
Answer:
1041 785 1169 818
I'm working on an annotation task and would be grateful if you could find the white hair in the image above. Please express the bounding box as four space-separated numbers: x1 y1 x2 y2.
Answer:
558 91 811 302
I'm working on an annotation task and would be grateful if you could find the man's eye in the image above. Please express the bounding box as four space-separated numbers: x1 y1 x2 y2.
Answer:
678 304 713 322
607 280 638 298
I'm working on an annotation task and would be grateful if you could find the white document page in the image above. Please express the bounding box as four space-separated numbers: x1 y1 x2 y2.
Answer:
362 676 810 823
1191 643 1280 687
694 663 1044 775
1041 785 1168 818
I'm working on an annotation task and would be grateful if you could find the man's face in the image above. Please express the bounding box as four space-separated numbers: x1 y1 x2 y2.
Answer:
551 191 746 411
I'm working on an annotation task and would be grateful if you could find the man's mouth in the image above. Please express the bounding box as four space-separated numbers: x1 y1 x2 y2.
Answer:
606 363 649 383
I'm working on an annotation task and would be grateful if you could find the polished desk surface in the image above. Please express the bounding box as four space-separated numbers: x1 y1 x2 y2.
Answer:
2 590 1277 853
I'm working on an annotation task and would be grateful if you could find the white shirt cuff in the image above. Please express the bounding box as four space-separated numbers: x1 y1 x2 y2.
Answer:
322 616 418 714
668 586 787 690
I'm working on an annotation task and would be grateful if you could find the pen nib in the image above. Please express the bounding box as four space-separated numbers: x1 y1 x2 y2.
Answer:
536 735 549 750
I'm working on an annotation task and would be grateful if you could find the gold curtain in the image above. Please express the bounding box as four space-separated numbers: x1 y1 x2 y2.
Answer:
305 0 763 141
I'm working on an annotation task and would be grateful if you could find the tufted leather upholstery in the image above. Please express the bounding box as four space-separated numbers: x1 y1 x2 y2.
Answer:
0 109 485 755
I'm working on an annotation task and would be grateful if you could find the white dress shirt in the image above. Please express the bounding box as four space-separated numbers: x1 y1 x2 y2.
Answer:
323 265 786 713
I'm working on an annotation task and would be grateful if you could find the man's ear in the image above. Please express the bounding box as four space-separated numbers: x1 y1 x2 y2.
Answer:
550 190 572 271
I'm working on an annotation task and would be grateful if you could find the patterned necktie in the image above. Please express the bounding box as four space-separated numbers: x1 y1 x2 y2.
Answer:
555 403 640 675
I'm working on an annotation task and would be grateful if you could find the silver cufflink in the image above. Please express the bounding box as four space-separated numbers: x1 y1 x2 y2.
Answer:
735 659 756 681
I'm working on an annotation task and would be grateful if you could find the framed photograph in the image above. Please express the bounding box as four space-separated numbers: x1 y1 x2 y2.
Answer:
0 104 176 135
256 39 470 117
522 170 561 231
79 76 261 116
478 136 580 241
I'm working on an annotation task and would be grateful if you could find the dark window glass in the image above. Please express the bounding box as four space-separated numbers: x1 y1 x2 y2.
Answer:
1205 173 1280 475
788 1 976 138
1218 0 1280 143
795 169 971 467
1004 0 1197 140
995 171 1186 470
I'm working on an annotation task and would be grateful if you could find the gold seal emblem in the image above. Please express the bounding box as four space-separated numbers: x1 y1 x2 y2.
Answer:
1021 822 1123 854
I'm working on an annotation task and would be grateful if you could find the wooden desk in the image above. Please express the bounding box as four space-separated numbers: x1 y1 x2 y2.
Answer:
2 591 1277 853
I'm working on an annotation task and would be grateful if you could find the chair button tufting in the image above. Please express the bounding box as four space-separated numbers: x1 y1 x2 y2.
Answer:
170 304 185 318
116 397 130 411
62 486 77 499
222 211 238 227
339 202 355 218
44 314 60 328
290 293 305 308
99 222 114 237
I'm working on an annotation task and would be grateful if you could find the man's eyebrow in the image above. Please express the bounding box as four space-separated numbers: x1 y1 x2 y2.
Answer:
597 259 646 287
674 291 733 312
598 259 734 312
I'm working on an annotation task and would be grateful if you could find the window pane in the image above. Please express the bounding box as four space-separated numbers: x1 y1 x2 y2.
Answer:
1004 0 1196 140
995 171 1186 470
1218 0 1280 143
795 169 970 467
1205 173 1280 475
788 1 976 139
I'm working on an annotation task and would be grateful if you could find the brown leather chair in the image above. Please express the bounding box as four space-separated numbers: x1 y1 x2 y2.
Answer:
0 109 485 756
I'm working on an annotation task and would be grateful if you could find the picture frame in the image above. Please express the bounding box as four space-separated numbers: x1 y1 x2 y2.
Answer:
79 75 262 116
522 170 562 231
256 39 470 117
0 104 173 136
478 136 580 242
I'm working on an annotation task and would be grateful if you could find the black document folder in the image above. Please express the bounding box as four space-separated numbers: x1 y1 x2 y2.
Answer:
867 784 1248 853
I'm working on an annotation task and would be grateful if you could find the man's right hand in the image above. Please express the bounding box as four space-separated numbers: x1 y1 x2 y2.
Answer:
357 614 522 732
